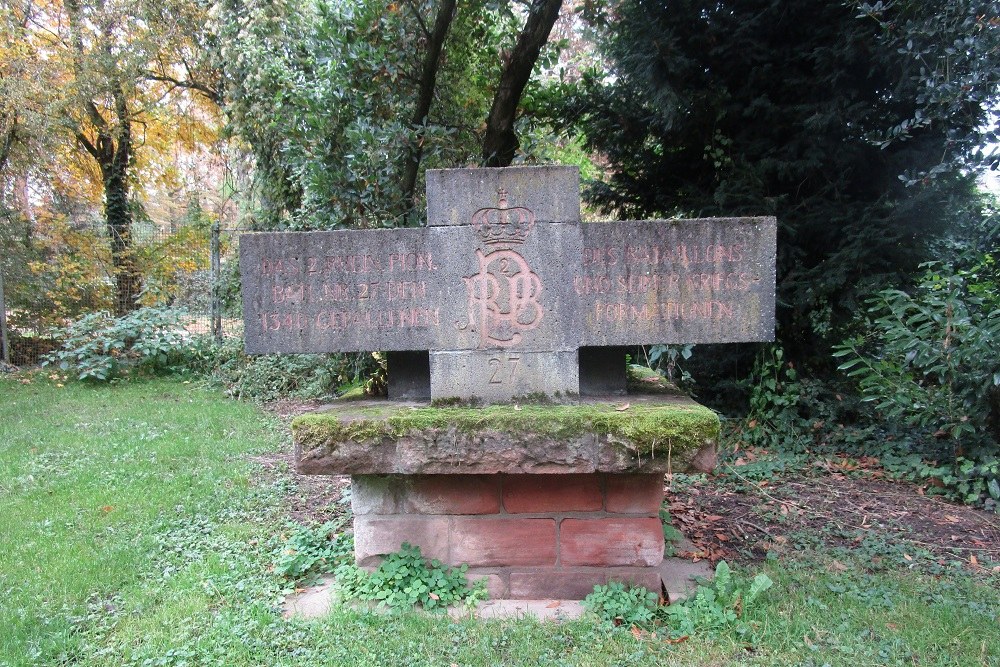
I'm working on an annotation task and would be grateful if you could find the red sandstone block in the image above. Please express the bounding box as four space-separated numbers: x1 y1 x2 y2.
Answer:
465 568 508 599
606 567 663 594
403 475 501 515
354 516 449 565
451 517 556 567
502 474 602 513
351 475 404 515
605 474 664 514
560 518 664 567
509 568 607 600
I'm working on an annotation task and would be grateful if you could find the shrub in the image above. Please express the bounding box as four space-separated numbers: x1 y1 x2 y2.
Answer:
44 307 195 381
834 258 1000 506
192 337 368 402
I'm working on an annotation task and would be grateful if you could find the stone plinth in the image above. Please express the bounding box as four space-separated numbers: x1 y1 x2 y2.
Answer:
292 392 720 600
351 473 665 600
293 395 719 476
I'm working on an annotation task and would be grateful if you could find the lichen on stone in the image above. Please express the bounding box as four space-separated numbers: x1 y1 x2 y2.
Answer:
292 399 719 458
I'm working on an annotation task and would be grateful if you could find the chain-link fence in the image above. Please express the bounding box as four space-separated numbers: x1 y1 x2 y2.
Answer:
0 223 248 368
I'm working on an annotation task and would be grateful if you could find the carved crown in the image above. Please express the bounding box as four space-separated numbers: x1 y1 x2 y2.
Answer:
471 189 535 245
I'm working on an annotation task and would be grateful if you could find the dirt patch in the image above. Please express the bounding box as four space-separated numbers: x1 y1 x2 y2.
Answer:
253 398 351 525
668 461 1000 570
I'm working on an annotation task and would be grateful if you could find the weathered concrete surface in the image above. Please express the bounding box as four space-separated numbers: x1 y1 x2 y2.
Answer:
426 166 580 227
660 541 715 604
578 218 777 345
241 167 777 404
293 395 719 476
241 227 452 354
429 350 579 403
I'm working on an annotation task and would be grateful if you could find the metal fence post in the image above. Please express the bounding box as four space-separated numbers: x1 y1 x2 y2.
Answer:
211 223 222 341
0 266 8 364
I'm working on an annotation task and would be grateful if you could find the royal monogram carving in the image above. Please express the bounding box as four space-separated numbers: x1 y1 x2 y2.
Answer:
459 190 544 349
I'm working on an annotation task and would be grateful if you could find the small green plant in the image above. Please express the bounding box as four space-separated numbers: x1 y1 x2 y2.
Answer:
44 307 195 381
647 343 695 389
363 351 388 396
660 561 773 637
660 508 684 557
583 581 659 629
743 346 812 450
273 522 353 580
335 543 485 611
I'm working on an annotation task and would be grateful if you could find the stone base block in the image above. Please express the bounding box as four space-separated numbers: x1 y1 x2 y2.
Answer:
351 472 666 599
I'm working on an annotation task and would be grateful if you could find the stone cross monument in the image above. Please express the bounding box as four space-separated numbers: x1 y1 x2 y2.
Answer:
242 166 775 403
241 166 776 600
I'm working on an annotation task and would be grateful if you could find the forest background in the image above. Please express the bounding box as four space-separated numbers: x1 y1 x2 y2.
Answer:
1 0 998 506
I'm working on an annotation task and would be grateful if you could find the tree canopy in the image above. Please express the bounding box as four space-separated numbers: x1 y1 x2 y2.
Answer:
550 0 1000 364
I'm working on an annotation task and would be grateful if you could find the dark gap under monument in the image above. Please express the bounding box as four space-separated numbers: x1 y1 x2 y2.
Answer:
241 166 776 599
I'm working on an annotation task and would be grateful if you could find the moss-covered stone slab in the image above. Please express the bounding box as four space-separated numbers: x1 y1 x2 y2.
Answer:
293 395 719 475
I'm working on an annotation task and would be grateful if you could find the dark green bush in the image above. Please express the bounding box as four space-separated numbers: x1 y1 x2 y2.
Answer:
834 256 1000 507
191 337 370 402
43 307 195 381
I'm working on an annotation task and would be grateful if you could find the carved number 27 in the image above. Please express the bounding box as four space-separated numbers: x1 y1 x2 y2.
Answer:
488 355 521 384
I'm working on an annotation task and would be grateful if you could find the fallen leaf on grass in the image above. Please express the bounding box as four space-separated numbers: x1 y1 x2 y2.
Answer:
428 592 439 600
615 403 631 411
714 533 730 542
664 635 689 645
630 626 643 639
970 555 979 566
828 560 847 572
903 554 913 561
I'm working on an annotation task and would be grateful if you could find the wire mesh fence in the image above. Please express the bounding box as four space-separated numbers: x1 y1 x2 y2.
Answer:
0 223 248 368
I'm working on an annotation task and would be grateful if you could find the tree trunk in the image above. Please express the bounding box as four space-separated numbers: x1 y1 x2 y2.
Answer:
482 0 562 167
400 0 457 214
103 92 141 316
66 0 141 315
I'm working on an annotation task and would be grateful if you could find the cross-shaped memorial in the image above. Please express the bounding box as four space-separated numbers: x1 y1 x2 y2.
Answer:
241 166 776 600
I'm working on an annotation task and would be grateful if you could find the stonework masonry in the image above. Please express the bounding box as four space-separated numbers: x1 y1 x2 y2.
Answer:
351 473 665 599
244 166 777 600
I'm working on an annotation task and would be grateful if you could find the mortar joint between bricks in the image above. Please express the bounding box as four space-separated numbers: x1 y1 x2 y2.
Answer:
554 514 562 567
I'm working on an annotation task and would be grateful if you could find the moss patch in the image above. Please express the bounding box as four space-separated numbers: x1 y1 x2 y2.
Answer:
293 400 719 455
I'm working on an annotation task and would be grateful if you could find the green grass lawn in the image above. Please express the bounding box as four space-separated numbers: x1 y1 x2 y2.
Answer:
1 376 998 666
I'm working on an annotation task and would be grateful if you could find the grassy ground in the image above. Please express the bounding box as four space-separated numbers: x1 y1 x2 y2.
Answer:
1 375 998 666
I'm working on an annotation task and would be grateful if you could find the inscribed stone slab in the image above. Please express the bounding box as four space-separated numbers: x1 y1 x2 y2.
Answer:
577 217 776 345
